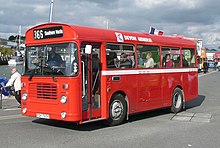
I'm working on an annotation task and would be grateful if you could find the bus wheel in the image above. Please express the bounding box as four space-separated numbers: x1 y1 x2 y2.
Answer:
171 88 183 113
106 94 127 126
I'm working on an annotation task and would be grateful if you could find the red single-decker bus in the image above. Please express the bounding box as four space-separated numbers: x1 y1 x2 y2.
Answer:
21 23 198 126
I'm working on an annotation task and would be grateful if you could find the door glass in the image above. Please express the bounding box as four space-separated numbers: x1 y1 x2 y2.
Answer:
80 43 101 111
80 45 89 111
92 46 100 109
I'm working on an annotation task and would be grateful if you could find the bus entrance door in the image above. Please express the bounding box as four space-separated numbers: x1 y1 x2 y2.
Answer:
81 43 101 121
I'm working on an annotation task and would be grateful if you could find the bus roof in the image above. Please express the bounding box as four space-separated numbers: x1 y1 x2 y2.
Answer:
26 22 196 47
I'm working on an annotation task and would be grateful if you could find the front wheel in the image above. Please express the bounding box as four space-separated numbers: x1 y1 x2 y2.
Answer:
106 94 127 126
171 88 184 113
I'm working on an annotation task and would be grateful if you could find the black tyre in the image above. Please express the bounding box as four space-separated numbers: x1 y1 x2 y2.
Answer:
171 88 184 113
106 94 127 126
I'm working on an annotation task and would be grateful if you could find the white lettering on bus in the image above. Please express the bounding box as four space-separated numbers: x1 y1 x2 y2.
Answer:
55 29 63 34
114 32 153 43
138 37 153 42
124 35 137 41
44 30 56 36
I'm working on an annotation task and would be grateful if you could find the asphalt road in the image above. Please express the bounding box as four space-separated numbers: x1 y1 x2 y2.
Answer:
0 71 220 148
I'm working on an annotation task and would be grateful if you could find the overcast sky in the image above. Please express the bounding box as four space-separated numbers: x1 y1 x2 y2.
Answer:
0 0 220 49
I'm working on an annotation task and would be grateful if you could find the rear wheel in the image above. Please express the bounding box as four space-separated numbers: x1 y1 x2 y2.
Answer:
106 94 127 126
171 88 184 113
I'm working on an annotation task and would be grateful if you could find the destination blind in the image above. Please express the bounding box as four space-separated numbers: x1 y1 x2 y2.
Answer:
33 26 63 40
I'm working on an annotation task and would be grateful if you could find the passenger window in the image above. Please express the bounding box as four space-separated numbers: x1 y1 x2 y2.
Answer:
172 49 181 68
137 45 160 68
162 47 180 68
183 48 196 67
106 43 135 69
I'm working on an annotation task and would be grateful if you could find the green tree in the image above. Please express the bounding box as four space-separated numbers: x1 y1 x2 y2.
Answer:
0 46 13 56
8 35 16 41
8 35 25 43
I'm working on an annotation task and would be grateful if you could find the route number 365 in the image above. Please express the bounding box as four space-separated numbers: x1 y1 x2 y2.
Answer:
34 30 44 40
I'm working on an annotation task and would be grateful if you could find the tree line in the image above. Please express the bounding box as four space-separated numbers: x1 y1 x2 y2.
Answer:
0 46 13 56
8 35 25 43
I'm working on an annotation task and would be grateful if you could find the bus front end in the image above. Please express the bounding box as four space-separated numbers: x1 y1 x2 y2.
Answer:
21 41 82 122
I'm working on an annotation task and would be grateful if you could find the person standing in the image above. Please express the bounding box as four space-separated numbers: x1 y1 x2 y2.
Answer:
6 68 21 107
214 59 218 71
203 61 208 74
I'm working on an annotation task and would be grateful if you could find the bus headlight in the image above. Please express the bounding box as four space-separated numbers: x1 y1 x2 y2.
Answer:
22 108 27 114
22 93 28 100
61 112 67 118
60 95 67 104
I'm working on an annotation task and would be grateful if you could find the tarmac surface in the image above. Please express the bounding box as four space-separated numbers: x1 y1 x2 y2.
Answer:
1 95 20 109
0 69 220 148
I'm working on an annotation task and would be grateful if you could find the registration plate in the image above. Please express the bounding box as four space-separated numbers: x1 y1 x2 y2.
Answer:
36 113 50 119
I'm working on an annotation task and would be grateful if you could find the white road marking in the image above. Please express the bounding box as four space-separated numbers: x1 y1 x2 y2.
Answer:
199 70 217 78
0 114 26 121
4 108 21 111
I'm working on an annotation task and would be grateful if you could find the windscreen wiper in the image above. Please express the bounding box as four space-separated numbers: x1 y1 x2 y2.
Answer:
41 65 57 82
28 66 39 81
28 57 42 81
28 64 63 82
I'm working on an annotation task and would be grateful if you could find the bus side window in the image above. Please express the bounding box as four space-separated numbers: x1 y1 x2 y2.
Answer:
119 44 135 68
119 52 132 68
172 48 180 68
137 45 160 68
163 54 174 68
183 48 195 67
106 43 135 69
162 47 180 68
107 52 118 68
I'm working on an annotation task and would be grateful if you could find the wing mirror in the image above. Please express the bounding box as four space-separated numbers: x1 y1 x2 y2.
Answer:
85 45 92 54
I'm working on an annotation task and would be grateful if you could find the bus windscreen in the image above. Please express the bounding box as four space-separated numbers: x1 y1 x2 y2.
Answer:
24 42 78 77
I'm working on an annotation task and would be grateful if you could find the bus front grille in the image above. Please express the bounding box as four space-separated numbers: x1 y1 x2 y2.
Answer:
29 83 57 100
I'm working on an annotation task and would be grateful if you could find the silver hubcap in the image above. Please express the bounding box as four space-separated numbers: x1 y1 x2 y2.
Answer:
174 93 182 108
111 100 123 120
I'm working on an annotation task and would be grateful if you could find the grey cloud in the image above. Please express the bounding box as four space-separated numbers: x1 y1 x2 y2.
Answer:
0 0 220 48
